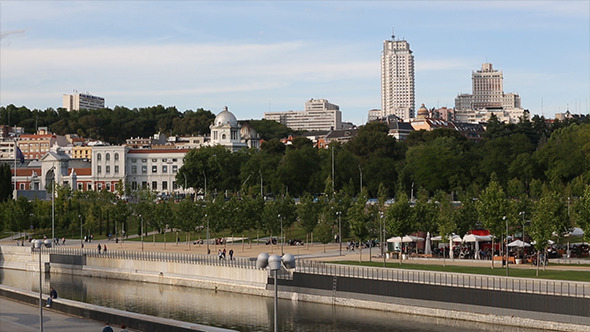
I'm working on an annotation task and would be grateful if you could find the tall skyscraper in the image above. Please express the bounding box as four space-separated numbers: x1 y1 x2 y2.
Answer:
381 32 415 120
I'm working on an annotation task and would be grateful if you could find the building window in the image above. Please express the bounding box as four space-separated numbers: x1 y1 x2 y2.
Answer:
162 181 168 190
141 181 147 189
162 165 168 173
97 166 102 174
172 158 177 162
78 183 83 191
132 158 137 163
172 165 178 173
114 153 119 161
106 153 110 161
97 153 102 161
142 166 147 174
97 183 103 191
131 165 137 174
222 133 226 140
115 165 119 174
162 158 167 162
142 159 147 163
106 165 110 173
106 183 111 191
152 165 157 173
152 181 157 190
152 159 157 162
131 181 137 190
87 183 92 191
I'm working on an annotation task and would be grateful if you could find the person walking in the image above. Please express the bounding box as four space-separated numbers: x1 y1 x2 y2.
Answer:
98 243 102 254
229 249 234 260
102 322 114 332
119 323 129 332
46 286 57 307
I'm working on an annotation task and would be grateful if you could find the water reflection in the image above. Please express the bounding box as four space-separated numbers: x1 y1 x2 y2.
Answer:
1 269 537 332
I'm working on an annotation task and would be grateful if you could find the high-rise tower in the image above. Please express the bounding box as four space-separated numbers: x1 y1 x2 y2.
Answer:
381 31 415 120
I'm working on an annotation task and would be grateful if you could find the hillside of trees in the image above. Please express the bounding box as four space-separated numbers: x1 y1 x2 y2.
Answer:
0 104 294 144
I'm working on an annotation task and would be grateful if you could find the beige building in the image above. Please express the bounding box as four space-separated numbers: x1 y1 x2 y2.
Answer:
264 98 342 131
63 92 105 111
455 63 521 111
381 32 415 120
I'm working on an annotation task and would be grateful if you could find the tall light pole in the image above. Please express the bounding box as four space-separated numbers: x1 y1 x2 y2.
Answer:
260 170 263 198
519 211 525 260
38 244 43 332
79 214 83 248
504 216 509 276
205 213 210 255
139 214 144 251
278 214 284 255
51 165 55 243
358 164 362 194
381 211 385 267
202 171 207 198
336 211 342 256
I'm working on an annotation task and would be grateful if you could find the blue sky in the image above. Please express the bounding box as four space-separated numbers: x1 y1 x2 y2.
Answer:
1 1 589 125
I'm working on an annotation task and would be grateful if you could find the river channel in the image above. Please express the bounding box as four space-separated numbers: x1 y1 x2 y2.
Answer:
1 268 538 332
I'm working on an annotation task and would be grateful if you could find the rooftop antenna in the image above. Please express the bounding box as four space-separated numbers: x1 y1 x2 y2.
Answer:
391 28 395 40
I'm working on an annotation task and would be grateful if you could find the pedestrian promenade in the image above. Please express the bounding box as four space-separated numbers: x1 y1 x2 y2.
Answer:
0 297 138 332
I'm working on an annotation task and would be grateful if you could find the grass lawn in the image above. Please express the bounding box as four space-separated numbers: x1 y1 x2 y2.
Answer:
336 260 590 282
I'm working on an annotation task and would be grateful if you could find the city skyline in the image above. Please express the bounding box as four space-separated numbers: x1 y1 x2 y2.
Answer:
1 1 589 125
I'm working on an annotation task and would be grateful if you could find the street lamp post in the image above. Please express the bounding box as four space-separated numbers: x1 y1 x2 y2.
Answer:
504 216 509 277
203 171 207 197
336 211 342 256
206 213 210 255
358 164 362 194
278 214 284 255
139 214 144 251
256 253 296 332
38 244 43 332
49 165 56 244
520 211 525 259
381 211 386 267
79 215 83 248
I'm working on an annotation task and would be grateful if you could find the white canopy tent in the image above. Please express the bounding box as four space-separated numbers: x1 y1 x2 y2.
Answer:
431 234 462 242
462 234 493 242
463 234 493 260
387 235 424 243
508 239 531 247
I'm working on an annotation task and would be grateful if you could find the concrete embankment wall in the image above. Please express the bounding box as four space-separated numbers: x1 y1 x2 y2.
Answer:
2 245 589 332
0 284 235 332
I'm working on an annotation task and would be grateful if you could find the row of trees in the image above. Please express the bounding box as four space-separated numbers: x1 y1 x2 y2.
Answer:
2 178 589 261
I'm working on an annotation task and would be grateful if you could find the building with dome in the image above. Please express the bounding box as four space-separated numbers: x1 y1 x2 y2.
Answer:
208 106 249 152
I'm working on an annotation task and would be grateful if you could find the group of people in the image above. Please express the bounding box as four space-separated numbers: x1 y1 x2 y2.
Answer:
218 248 234 260
102 322 128 332
97 243 107 254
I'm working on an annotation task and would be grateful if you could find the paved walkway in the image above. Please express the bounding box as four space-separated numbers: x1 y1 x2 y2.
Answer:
0 297 138 332
2 234 588 272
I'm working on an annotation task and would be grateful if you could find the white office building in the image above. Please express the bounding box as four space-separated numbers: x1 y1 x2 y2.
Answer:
63 92 105 111
455 63 521 111
264 99 342 131
381 32 415 120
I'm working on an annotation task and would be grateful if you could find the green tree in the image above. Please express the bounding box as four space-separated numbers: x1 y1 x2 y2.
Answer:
0 163 12 202
297 192 319 247
476 181 510 269
530 190 568 275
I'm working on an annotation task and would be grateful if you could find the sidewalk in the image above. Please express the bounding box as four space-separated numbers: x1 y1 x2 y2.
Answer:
0 297 138 332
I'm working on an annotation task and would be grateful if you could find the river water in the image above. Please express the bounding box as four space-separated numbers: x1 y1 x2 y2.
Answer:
0 268 537 332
